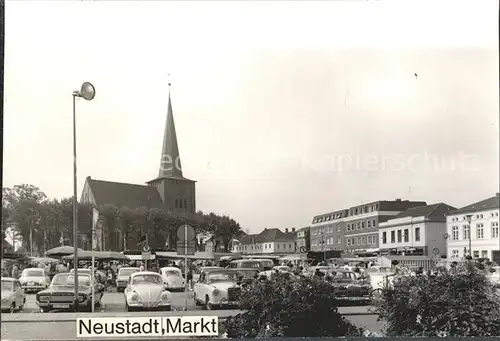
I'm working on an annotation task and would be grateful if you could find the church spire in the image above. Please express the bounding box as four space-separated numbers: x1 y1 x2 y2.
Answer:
159 78 183 178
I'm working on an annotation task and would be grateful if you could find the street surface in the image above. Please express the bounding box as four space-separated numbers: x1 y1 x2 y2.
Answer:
1 292 382 340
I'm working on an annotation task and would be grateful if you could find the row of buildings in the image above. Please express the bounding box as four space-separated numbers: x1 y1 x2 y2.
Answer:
231 194 500 262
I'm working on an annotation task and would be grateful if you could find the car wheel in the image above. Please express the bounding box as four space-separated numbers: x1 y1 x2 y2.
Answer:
163 306 171 311
205 296 213 310
9 303 15 313
370 289 383 304
126 305 135 312
193 293 201 306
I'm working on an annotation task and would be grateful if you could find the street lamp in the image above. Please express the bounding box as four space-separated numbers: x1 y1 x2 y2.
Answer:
72 82 95 312
466 214 473 258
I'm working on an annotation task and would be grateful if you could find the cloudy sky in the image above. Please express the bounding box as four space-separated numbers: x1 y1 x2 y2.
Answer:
3 0 499 233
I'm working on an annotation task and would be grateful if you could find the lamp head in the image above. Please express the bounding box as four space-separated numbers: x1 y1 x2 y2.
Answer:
80 82 96 101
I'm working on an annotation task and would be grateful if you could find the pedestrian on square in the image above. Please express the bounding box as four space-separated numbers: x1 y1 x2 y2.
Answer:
11 264 19 279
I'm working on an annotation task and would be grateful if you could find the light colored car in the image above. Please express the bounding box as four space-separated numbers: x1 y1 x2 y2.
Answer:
1 277 26 312
487 266 500 286
19 268 50 292
193 267 222 283
193 269 241 310
160 267 185 291
124 272 172 312
262 265 292 278
116 267 140 292
364 266 394 291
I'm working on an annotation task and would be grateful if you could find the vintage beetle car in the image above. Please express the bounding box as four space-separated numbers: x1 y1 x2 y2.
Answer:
116 267 140 292
19 268 50 292
1 277 26 312
193 269 241 310
36 273 104 312
193 266 222 283
124 272 172 312
160 267 185 291
328 269 372 305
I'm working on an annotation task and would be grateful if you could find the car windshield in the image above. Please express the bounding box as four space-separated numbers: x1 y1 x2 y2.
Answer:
238 262 261 269
207 271 238 283
237 270 259 278
163 270 181 276
23 270 45 277
1 280 14 291
132 275 162 285
333 272 350 280
119 268 139 276
51 274 91 286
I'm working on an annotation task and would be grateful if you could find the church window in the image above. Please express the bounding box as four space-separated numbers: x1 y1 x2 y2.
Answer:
179 199 183 208
184 199 187 209
175 199 178 208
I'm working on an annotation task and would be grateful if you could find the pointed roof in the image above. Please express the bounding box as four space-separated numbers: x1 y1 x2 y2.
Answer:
86 177 164 209
239 228 295 245
447 193 500 215
393 203 457 221
159 92 183 178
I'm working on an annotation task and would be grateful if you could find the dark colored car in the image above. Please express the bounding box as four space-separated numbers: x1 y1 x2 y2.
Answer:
36 273 104 312
227 259 273 271
329 269 371 305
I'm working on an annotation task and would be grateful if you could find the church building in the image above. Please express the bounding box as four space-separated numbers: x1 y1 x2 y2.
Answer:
80 87 196 251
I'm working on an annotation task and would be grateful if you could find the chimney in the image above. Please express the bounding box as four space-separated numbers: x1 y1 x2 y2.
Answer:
292 228 296 232
285 228 289 233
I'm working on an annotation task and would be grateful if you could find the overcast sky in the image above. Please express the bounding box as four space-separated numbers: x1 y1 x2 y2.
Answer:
3 0 499 233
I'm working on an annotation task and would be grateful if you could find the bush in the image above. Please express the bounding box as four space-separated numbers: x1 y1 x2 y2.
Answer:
221 273 364 338
373 261 500 337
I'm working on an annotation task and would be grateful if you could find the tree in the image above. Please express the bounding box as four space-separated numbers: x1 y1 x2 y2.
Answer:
198 211 242 252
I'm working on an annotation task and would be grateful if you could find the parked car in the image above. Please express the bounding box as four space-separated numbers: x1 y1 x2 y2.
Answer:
124 272 172 312
227 259 273 271
487 266 500 286
70 268 106 283
116 267 140 292
193 269 241 310
36 273 104 312
329 269 372 305
364 266 394 291
160 267 185 291
193 267 222 283
235 268 261 282
19 268 50 293
1 277 26 312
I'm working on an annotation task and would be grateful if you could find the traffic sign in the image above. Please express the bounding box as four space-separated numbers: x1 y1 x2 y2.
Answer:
176 240 196 256
433 248 440 255
177 224 196 241
299 246 307 253
142 245 151 253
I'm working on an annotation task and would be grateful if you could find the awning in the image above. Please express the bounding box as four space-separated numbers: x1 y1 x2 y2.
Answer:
156 251 214 260
126 254 156 261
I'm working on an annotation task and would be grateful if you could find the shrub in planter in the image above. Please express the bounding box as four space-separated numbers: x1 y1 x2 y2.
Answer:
221 273 364 338
373 261 500 337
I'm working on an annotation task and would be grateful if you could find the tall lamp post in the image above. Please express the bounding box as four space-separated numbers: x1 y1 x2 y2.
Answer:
72 82 96 312
466 214 473 258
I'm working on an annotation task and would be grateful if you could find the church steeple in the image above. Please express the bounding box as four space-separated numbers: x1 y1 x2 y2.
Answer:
159 81 183 178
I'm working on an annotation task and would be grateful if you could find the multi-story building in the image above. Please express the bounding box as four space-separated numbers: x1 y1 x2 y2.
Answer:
446 193 500 261
232 228 296 255
310 210 348 252
295 227 310 252
343 199 427 256
378 203 456 256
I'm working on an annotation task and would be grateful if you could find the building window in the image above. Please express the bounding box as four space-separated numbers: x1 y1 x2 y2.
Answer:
473 250 479 258
360 236 365 245
372 220 376 228
481 250 488 258
175 199 178 208
382 232 387 244
361 222 365 229
492 222 499 238
476 224 484 239
368 220 371 228
452 226 458 240
336 226 340 232
289 244 292 248
452 249 459 258
391 231 395 243
463 225 470 240
415 227 421 241
403 229 409 242
357 222 360 230
337 236 341 244
277 244 280 249
346 238 351 246
397 230 402 243
184 199 187 209
371 235 377 244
